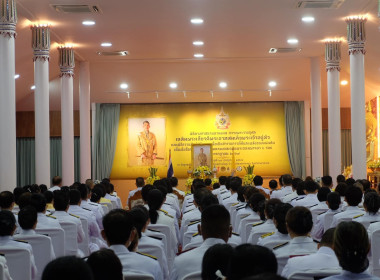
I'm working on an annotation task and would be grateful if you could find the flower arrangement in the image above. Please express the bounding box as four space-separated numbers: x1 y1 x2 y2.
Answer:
243 165 255 186
343 165 352 179
146 167 160 185
211 178 219 185
368 160 380 170
194 166 212 177
186 178 194 187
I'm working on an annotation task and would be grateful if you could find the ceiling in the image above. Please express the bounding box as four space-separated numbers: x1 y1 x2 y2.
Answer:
14 0 380 111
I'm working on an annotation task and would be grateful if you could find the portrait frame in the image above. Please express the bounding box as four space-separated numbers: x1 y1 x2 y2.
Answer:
191 143 213 170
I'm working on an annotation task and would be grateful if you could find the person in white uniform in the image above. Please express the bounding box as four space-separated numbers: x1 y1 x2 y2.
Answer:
292 180 320 208
222 178 241 210
127 177 145 208
354 191 380 225
30 193 62 229
78 184 104 230
0 255 12 280
321 175 333 190
324 221 380 280
281 228 341 278
270 174 293 200
102 209 163 279
253 175 270 196
49 176 62 192
282 178 303 204
171 205 232 280
310 187 331 213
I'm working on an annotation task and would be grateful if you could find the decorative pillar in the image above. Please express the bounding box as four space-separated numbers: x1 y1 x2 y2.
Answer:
310 57 323 178
79 62 91 182
31 24 51 185
304 100 311 177
58 46 75 186
0 0 17 190
325 40 342 181
346 16 367 179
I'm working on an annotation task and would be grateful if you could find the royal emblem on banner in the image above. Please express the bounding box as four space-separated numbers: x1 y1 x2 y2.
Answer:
215 107 231 129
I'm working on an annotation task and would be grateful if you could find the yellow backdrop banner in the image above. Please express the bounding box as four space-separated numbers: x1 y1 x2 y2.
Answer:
110 102 292 179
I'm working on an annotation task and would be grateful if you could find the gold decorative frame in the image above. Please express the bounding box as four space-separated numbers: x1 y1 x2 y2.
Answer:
191 143 213 170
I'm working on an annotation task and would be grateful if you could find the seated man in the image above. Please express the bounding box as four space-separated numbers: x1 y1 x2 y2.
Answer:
171 204 232 280
292 180 320 207
271 174 293 200
30 194 61 229
127 177 145 209
102 209 163 280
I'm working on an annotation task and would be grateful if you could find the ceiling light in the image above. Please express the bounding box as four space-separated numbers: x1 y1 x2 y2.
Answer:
31 85 35 90
82 20 95 26
190 18 204 24
268 81 277 87
193 41 204 46
219 82 227 88
287 38 299 44
302 16 315 23
120 83 128 89
101 42 112 47
194 53 204 58
169 82 178 89
340 80 348 86
14 74 19 79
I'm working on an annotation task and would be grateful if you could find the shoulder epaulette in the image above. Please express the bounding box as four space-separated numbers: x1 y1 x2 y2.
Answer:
370 221 380 224
164 202 171 206
318 211 328 215
159 209 168 214
137 251 157 260
290 197 299 202
46 215 57 219
147 228 161 233
313 239 320 243
353 213 365 219
176 246 196 256
69 213 80 219
0 253 4 256
189 219 201 226
185 203 194 208
232 232 240 236
110 194 116 197
309 204 318 208
261 232 275 239
222 196 230 200
184 209 195 214
241 214 251 219
236 205 246 211
231 202 240 207
14 240 28 244
147 235 162 241
88 202 99 206
192 232 199 237
159 210 173 219
273 242 289 250
252 221 265 227
296 197 305 201
82 207 92 211
220 191 227 194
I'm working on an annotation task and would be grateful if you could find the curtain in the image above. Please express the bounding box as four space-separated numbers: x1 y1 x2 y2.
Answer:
284 101 306 178
16 137 80 186
93 104 120 180
322 129 352 176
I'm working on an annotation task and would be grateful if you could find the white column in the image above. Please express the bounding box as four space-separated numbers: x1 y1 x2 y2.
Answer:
346 16 367 179
0 0 17 190
32 25 51 185
325 40 342 180
91 103 96 179
79 62 91 182
310 57 323 178
58 46 75 186
304 100 311 177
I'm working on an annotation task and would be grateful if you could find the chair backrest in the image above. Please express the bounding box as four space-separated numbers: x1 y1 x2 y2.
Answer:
59 221 79 256
13 234 55 280
0 261 4 280
183 231 197 247
311 208 327 224
111 200 118 209
146 230 168 255
240 217 262 242
123 272 154 280
0 247 31 280
35 227 65 257
288 269 342 280
101 202 113 212
79 218 90 256
323 212 336 231
137 244 166 276
101 204 109 215
116 197 122 208
248 230 273 245
260 239 290 250
183 271 202 280
371 228 380 276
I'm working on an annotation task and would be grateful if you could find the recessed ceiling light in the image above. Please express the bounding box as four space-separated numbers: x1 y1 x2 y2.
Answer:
302 16 315 23
190 18 204 24
31 85 35 90
219 82 227 88
287 38 299 44
268 81 277 87
194 53 204 58
169 82 178 89
120 83 128 89
82 20 95 26
14 74 20 79
340 80 348 86
193 41 204 46
101 42 112 47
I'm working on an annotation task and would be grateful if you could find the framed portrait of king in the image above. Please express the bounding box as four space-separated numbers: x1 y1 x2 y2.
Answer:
191 144 213 170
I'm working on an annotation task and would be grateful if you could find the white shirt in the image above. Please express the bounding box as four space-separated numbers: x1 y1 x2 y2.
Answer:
53 211 85 243
271 186 293 200
127 187 142 206
281 246 341 278
367 220 380 238
292 193 320 208
324 270 380 280
105 193 121 208
311 209 340 240
257 230 290 249
222 192 238 209
354 212 380 225
14 229 56 260
310 201 329 212
330 206 364 228
49 186 60 192
0 255 12 280
247 219 276 244
282 191 297 203
81 200 104 230
171 238 225 280
256 185 270 195
36 212 62 229
185 233 241 251
110 244 163 280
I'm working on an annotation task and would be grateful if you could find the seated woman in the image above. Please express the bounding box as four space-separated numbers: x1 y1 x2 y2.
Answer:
323 221 380 280
257 203 292 249
354 192 380 227
232 187 259 229
201 244 233 280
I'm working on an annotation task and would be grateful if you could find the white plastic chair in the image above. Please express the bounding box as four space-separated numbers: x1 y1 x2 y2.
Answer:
123 272 154 280
183 231 197 247
146 230 168 256
239 216 262 242
138 244 168 279
101 202 113 212
183 271 202 280
0 261 4 280
247 230 273 245
371 228 380 277
79 218 90 256
323 212 337 231
35 227 65 257
0 247 31 280
59 221 79 256
311 208 328 224
101 204 109 215
13 234 55 280
288 269 342 280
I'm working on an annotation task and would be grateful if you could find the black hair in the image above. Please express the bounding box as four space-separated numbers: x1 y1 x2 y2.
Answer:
52 176 62 186
291 178 303 190
169 177 178 187
204 178 212 186
213 183 220 190
219 176 227 185
345 178 355 186
345 186 362 206
249 193 266 221
317 187 331 202
147 189 164 224
244 187 260 202
296 181 306 196
199 194 219 212
322 176 333 187
87 249 122 280
278 175 284 186
268 180 278 190
44 191 54 204
327 192 341 210
0 210 16 236
360 180 371 192
320 227 335 247
164 178 174 193
202 244 233 280
69 189 81 205
30 184 41 194
286 206 313 236
335 182 348 197
13 187 26 205
103 209 134 245
237 186 248 202
336 175 346 184
93 184 106 197
0 191 14 209
141 184 155 202
201 205 230 239
18 192 32 210
242 273 286 280
273 203 292 234
282 174 292 186
333 221 370 273
194 188 211 206
90 188 102 203
304 180 319 193
19 205 37 230
31 193 47 212
364 192 380 214
264 199 281 219
77 184 88 200
227 244 277 280
42 256 94 280
156 185 168 197
253 176 263 186
53 191 69 211
40 184 48 193
129 206 149 238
